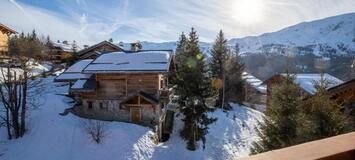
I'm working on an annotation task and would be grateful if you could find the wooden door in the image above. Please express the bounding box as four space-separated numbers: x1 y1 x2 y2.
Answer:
130 107 141 123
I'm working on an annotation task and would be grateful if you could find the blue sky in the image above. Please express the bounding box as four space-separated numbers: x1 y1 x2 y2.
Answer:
1 0 355 45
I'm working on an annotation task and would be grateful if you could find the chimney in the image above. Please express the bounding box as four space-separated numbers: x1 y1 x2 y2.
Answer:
130 41 142 52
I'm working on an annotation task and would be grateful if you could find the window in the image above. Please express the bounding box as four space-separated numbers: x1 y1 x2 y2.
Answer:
88 101 93 109
99 102 108 111
99 103 103 109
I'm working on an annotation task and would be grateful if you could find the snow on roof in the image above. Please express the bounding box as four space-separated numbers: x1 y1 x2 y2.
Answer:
55 73 92 81
77 41 122 56
84 50 172 73
283 73 343 95
65 59 93 73
55 59 93 82
70 78 96 91
242 72 267 94
53 42 75 52
71 79 87 89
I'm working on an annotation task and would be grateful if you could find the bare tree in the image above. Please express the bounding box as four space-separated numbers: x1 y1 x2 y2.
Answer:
0 30 46 139
81 119 107 144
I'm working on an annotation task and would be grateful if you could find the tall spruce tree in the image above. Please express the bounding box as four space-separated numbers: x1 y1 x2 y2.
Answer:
224 43 245 105
173 28 216 150
299 75 353 141
250 71 301 154
209 30 229 108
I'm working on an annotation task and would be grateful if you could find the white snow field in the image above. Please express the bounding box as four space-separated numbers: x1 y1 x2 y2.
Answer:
0 76 263 160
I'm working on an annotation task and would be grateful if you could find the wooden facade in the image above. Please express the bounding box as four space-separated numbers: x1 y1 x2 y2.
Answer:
328 79 355 116
56 50 174 141
76 41 123 60
49 41 79 63
71 72 171 142
263 74 285 106
0 23 17 60
264 74 354 116
50 48 72 64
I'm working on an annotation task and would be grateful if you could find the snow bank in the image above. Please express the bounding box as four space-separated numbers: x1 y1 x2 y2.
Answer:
0 77 263 160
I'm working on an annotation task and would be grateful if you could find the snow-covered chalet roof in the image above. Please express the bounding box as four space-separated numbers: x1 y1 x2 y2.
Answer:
55 59 93 82
282 73 343 95
242 72 267 94
53 42 76 52
83 50 173 73
71 79 96 91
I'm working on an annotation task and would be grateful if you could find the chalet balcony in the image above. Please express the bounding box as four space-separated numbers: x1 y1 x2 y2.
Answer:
241 132 355 160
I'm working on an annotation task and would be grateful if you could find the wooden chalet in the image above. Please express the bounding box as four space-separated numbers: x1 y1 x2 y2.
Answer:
328 78 355 116
76 41 123 60
0 23 17 60
263 73 343 105
242 72 267 109
55 50 174 141
49 41 80 63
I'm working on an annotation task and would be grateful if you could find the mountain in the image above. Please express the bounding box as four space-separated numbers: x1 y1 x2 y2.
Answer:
116 41 212 55
126 13 355 57
230 12 355 56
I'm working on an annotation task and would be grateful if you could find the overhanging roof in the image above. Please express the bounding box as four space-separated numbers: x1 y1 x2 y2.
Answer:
121 91 159 105
54 59 93 82
76 41 123 57
83 50 173 73
0 23 17 34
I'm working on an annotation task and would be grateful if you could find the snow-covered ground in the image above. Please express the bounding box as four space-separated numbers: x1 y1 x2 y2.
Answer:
0 61 52 82
0 76 263 160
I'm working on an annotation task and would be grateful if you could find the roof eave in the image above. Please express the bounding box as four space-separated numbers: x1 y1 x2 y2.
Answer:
83 70 169 74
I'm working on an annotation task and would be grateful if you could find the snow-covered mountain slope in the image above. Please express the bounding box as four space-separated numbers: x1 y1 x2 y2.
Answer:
116 41 212 55
0 76 263 160
231 13 355 55
125 13 355 57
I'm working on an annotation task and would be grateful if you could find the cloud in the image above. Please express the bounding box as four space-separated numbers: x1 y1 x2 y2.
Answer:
1 0 355 45
0 0 94 44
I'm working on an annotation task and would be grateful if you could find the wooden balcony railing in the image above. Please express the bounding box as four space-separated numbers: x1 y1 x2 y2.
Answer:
240 132 355 160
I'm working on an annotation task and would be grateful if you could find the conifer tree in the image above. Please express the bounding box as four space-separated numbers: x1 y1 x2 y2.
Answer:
299 75 353 141
224 43 245 106
210 31 245 109
173 28 216 150
210 30 229 108
250 71 301 154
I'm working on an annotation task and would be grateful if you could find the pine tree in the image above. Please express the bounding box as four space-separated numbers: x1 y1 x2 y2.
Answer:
209 30 229 108
250 71 301 154
299 74 353 141
173 28 216 150
224 43 245 105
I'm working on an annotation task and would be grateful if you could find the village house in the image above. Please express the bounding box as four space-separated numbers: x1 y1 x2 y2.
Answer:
242 72 267 111
76 40 124 60
328 79 355 116
55 49 174 141
49 41 80 63
0 23 17 61
263 73 344 106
